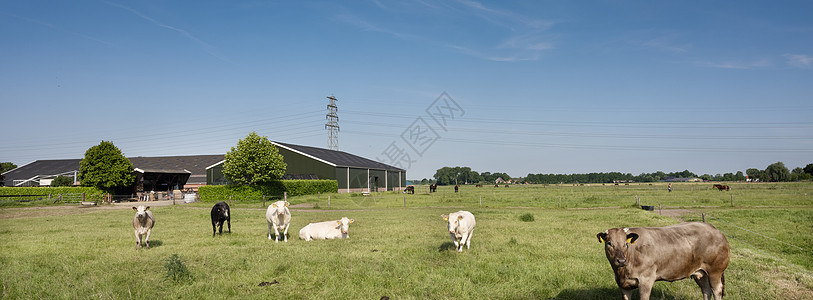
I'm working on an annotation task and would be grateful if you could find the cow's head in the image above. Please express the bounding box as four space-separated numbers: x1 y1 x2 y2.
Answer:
133 206 150 220
596 228 639 268
336 217 354 234
442 214 464 234
270 201 288 216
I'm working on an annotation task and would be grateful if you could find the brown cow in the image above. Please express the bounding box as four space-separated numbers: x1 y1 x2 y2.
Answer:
454 185 459 193
596 222 729 300
713 184 730 191
429 183 437 193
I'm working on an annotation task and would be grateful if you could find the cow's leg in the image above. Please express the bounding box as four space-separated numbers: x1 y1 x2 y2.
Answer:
212 220 217 237
267 222 273 240
134 231 141 250
274 225 281 243
227 218 231 233
465 229 474 250
450 233 459 250
693 271 713 300
709 272 725 300
620 288 633 300
144 229 151 249
283 223 290 242
458 232 470 252
637 280 653 300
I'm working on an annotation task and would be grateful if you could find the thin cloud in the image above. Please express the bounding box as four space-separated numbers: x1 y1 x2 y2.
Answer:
0 11 113 46
698 58 772 69
333 13 415 40
784 54 813 69
104 2 228 62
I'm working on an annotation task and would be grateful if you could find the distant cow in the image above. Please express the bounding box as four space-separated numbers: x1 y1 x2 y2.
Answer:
403 185 415 194
454 185 459 193
713 184 730 191
266 201 291 243
132 205 155 250
429 183 437 193
441 211 476 252
210 202 231 237
299 217 354 241
494 184 499 187
476 184 482 187
505 185 509 188
596 222 730 300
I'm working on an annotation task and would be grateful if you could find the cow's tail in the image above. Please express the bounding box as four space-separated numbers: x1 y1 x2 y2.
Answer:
722 273 726 297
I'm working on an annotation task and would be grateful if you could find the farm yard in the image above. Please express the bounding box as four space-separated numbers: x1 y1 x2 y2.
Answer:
0 182 811 299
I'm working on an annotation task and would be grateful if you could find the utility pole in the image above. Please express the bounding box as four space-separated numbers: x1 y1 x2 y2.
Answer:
325 95 339 150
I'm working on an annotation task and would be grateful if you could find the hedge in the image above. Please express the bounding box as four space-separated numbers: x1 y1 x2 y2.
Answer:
0 186 106 201
198 180 338 202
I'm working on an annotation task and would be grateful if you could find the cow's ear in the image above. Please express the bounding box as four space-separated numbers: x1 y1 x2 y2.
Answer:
337 220 342 225
145 206 150 210
132 207 137 211
284 201 289 207
441 214 448 221
349 219 354 223
458 215 464 220
597 232 607 243
626 233 639 244
272 203 276 208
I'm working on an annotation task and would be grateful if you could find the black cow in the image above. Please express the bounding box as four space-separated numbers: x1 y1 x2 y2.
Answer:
454 185 460 193
211 201 231 237
429 183 437 193
403 185 415 194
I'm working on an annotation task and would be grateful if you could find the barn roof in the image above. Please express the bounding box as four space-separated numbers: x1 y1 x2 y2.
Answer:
2 155 224 187
272 141 405 172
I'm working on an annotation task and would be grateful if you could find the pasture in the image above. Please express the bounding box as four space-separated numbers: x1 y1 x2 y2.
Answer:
0 182 811 299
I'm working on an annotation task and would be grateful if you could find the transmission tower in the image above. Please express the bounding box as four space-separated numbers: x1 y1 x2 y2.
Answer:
325 95 339 150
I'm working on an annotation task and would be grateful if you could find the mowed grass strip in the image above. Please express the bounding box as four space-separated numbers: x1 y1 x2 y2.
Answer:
1 202 811 299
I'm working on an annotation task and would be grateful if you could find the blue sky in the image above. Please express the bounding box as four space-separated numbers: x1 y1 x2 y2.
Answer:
2 1 811 179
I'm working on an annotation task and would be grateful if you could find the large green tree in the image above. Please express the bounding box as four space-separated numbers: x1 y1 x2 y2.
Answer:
1 162 17 172
79 141 134 193
804 163 813 176
764 161 790 182
223 132 287 185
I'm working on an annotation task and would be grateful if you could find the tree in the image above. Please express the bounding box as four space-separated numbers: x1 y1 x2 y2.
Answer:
764 162 790 182
223 132 287 185
746 168 761 181
79 141 135 194
51 175 74 187
804 163 813 176
1 162 17 172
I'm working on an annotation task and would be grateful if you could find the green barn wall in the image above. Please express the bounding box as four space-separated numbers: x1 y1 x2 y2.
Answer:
277 147 336 180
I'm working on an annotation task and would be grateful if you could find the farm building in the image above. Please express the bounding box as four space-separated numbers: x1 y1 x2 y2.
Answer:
206 141 407 193
2 141 406 194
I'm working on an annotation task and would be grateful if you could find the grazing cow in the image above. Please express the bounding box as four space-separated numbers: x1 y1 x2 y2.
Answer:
266 201 291 242
505 185 509 188
429 183 437 193
596 222 730 300
210 201 231 237
476 184 482 187
713 184 730 191
132 206 155 250
454 185 459 193
494 184 499 187
403 185 415 194
441 211 476 252
299 217 354 241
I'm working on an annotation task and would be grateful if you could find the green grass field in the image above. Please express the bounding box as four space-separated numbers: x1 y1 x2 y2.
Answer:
1 182 811 299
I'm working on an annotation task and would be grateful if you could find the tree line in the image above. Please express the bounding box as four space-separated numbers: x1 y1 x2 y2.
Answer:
422 162 813 185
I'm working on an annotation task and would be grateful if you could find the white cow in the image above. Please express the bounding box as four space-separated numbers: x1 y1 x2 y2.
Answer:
266 201 291 242
299 217 354 241
442 211 475 252
132 205 155 250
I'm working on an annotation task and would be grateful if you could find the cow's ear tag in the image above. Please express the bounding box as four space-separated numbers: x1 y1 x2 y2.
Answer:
599 236 605 243
626 237 634 244
458 215 464 220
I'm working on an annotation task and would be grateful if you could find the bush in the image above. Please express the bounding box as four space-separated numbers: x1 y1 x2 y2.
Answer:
198 180 338 202
0 186 105 201
164 254 192 283
519 213 535 222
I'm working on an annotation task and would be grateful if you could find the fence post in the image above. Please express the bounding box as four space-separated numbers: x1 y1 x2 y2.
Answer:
702 213 706 222
284 192 287 201
730 194 734 207
263 195 266 208
558 196 561 208
328 196 331 209
658 203 662 215
636 195 639 208
480 195 482 207
229 195 232 207
403 195 406 208
58 194 62 204
82 193 86 202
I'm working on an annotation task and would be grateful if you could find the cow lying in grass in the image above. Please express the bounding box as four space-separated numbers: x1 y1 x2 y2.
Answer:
299 217 354 241
132 205 154 250
266 201 291 242
597 222 730 300
442 211 476 252
210 201 231 237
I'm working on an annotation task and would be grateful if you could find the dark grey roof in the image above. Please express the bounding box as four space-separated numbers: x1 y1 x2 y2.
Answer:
272 141 405 172
2 155 224 187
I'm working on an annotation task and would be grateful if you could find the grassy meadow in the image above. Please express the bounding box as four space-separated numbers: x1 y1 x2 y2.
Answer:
0 182 811 299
